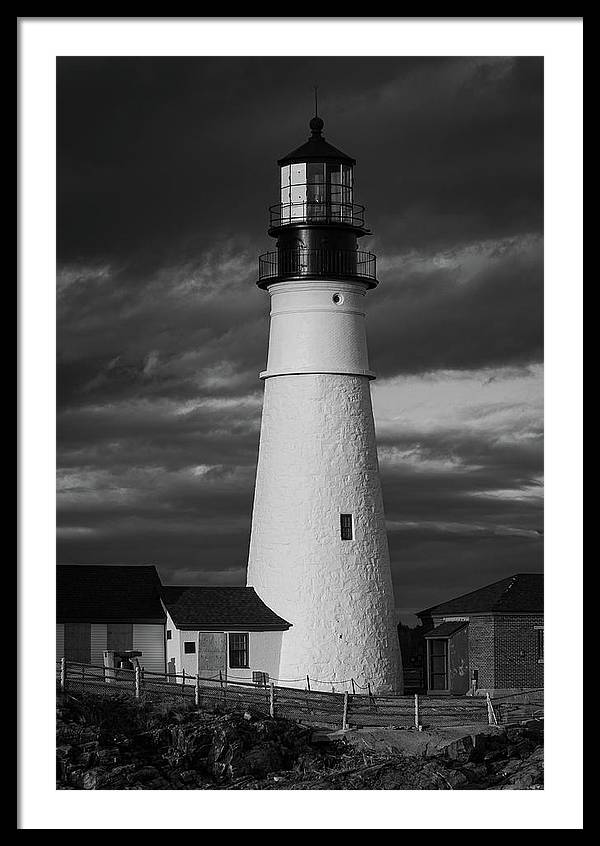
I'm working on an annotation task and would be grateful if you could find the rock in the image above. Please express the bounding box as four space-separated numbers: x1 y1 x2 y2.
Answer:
77 751 98 769
483 749 505 764
234 742 285 777
129 766 161 784
97 747 121 765
81 768 106 790
527 745 544 763
444 769 469 789
442 735 474 762
461 762 488 783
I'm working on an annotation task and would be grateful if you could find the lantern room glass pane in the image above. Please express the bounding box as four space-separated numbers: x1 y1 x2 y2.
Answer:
290 162 306 219
290 162 306 185
328 163 342 221
280 165 291 223
307 162 326 215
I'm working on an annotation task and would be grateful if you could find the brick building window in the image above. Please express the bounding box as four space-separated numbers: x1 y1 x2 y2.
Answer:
183 641 196 654
535 627 544 662
229 633 249 668
340 513 353 541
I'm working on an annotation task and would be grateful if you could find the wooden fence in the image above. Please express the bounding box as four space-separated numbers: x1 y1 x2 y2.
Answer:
54 658 546 730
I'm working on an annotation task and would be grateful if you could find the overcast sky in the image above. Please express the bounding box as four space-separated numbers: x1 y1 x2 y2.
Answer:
57 56 543 623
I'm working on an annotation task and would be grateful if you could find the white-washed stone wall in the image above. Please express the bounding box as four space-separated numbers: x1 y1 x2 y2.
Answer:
247 277 402 692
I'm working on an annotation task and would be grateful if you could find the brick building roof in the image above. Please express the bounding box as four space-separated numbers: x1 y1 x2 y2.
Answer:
57 565 165 623
161 586 292 631
417 573 544 618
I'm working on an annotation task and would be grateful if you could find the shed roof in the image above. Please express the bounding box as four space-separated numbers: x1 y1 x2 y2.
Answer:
161 586 292 631
418 573 544 618
423 621 469 639
57 565 165 623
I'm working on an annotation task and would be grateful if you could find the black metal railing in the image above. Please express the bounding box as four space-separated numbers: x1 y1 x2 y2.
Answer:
269 201 366 229
258 248 377 284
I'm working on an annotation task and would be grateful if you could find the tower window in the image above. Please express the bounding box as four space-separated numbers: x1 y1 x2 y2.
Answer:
340 513 353 540
166 630 172 640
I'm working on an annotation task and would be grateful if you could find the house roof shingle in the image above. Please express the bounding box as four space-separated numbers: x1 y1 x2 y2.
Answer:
417 573 544 618
57 565 165 623
161 586 292 631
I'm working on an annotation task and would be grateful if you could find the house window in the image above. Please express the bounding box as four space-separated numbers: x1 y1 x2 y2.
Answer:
166 630 172 640
229 633 249 669
536 628 544 662
183 641 196 654
340 513 353 541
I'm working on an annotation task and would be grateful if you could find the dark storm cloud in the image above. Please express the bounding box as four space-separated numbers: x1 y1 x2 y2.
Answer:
369 235 543 377
57 56 543 611
58 56 542 267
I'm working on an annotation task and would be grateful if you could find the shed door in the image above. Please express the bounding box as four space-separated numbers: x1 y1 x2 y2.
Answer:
198 632 227 677
64 622 91 664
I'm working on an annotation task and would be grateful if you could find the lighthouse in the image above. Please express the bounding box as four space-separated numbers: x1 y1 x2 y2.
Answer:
246 112 402 693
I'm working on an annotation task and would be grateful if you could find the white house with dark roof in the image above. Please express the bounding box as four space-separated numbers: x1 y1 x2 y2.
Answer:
56 565 166 673
56 567 292 683
160 586 291 683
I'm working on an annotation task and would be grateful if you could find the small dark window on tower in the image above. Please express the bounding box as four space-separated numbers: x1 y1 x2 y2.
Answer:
166 630 172 640
183 641 196 654
340 513 353 540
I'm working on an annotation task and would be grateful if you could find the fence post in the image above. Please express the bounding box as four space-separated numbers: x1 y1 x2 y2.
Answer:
351 678 356 695
134 665 141 699
486 692 498 726
60 657 66 692
342 691 349 731
195 674 200 707
269 682 275 718
182 668 186 696
414 693 420 729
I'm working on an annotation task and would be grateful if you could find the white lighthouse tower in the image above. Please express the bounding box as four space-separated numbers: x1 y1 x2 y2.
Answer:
247 113 402 693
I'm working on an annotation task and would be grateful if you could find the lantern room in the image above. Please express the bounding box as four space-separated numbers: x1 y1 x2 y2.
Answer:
271 116 364 230
259 114 377 289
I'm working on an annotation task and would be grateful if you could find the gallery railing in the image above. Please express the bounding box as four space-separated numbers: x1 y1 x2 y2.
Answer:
269 200 366 229
258 248 376 284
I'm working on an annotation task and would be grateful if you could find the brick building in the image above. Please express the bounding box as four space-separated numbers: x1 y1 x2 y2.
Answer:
417 573 543 696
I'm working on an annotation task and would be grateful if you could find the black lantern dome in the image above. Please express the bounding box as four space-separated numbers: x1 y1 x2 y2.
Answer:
257 114 377 289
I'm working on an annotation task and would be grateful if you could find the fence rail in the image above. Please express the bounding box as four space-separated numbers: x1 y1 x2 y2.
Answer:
55 659 547 731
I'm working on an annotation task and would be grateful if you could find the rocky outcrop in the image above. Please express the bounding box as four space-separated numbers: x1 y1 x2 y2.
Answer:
56 691 543 790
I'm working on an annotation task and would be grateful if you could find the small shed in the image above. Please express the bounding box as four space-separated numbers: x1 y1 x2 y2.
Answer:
160 586 291 684
56 565 166 673
418 573 544 696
